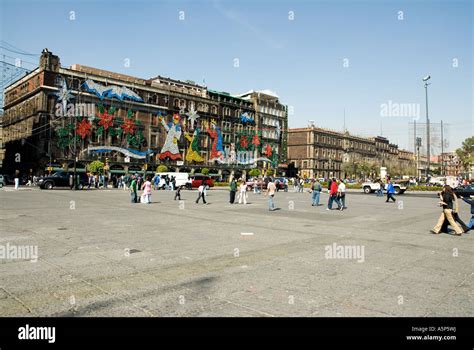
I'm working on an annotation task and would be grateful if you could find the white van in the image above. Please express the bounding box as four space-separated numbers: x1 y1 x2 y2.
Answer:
155 172 190 189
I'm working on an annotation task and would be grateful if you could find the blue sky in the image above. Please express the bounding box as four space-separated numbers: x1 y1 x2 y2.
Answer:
1 0 472 151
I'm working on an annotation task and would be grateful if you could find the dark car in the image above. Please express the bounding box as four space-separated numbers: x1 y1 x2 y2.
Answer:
189 174 214 189
273 177 288 191
453 184 474 198
37 171 89 190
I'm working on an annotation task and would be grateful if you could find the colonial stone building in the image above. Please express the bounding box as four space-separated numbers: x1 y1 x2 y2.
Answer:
440 152 463 176
288 126 415 179
0 49 287 181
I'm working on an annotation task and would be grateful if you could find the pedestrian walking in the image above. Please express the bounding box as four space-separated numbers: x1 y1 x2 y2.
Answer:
385 179 396 203
431 185 464 235
196 182 207 204
238 181 248 204
376 179 384 197
171 176 176 191
229 178 237 204
299 178 304 193
130 175 138 203
154 174 160 190
141 176 152 204
338 179 347 210
310 179 322 206
327 178 341 210
174 185 182 200
440 192 468 233
253 178 259 193
265 179 277 211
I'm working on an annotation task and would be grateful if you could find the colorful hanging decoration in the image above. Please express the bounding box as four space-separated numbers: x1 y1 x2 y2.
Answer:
208 119 224 161
240 135 249 149
84 146 153 159
97 109 114 130
158 113 182 160
184 128 204 163
276 122 281 139
240 112 254 124
76 118 92 139
251 134 261 148
83 79 144 102
121 116 137 135
185 106 200 130
54 76 73 113
264 144 273 157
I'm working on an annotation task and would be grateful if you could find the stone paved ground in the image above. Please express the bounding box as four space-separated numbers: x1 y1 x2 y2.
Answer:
0 187 472 316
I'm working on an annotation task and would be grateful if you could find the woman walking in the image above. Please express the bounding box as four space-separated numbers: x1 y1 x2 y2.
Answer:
338 179 347 210
431 185 463 235
141 176 153 204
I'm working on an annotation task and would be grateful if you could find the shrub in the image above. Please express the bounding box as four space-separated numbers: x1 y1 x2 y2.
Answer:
201 168 210 175
87 160 104 174
248 169 261 177
156 165 168 173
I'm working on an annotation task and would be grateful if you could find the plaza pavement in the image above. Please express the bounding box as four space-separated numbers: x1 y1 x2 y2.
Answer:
0 186 472 317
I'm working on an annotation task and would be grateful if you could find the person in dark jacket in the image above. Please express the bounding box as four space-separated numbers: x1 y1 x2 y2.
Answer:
431 186 464 235
440 192 468 233
229 178 237 204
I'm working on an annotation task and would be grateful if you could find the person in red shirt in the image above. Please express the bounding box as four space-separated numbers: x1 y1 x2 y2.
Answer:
327 178 342 210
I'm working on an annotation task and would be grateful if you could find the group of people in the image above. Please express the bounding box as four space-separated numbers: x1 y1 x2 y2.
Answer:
129 175 153 204
229 178 277 210
431 185 473 236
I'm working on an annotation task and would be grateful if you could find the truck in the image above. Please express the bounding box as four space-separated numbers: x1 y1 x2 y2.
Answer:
362 181 407 194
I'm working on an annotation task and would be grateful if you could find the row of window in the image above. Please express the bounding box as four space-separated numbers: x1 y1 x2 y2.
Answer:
258 105 285 117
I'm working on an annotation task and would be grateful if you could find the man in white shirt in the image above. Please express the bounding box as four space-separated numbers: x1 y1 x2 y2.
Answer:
195 182 207 204
337 179 347 211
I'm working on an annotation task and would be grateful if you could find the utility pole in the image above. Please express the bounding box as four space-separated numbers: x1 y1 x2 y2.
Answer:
440 120 444 176
423 76 431 178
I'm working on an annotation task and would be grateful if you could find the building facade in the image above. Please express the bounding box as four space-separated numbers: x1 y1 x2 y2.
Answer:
440 152 463 176
0 49 287 181
288 126 415 179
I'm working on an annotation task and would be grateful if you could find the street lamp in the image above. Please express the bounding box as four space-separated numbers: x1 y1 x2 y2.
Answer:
422 75 431 178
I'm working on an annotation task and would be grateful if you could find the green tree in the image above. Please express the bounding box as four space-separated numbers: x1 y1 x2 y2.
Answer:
201 168 210 175
455 136 474 172
248 169 261 177
266 169 275 176
87 160 104 174
156 165 168 173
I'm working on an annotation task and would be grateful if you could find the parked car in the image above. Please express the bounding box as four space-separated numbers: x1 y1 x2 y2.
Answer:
37 171 89 189
0 175 5 187
362 181 407 194
189 174 214 189
273 177 288 191
453 184 474 198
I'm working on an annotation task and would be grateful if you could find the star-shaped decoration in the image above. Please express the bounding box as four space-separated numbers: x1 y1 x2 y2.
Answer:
185 106 200 129
55 77 73 114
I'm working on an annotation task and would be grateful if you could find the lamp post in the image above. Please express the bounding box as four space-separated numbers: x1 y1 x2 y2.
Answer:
422 75 431 178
